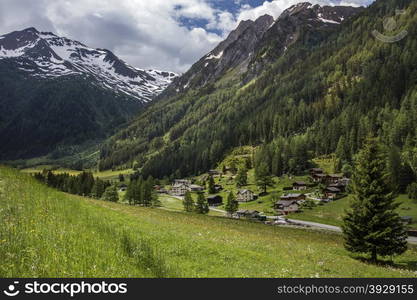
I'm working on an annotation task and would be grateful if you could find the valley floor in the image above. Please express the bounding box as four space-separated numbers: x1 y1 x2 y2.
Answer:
1 166 417 278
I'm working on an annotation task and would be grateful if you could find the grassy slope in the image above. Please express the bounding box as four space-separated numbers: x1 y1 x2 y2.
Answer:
1 166 417 278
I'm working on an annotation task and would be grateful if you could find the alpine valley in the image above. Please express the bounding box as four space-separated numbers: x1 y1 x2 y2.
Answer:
1 0 417 279
0 28 177 163
99 0 416 182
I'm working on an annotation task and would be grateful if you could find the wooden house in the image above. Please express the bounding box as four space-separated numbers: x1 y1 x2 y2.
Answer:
292 181 307 191
275 200 300 215
237 189 255 202
207 195 223 206
171 182 189 196
312 173 327 183
280 193 306 202
310 168 324 176
189 184 204 192
236 210 260 219
325 174 343 184
324 187 341 199
328 182 346 192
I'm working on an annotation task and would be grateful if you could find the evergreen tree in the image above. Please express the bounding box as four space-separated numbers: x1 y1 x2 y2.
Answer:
150 189 161 208
183 191 194 212
141 178 153 207
235 168 248 187
91 178 106 198
255 162 274 194
225 192 238 217
124 180 136 205
195 193 209 214
208 175 216 194
101 185 119 202
342 139 408 262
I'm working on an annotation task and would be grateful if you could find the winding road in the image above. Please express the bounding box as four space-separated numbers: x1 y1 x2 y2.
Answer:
169 195 417 245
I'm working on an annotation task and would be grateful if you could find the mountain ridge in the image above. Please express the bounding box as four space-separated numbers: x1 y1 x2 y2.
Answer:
0 27 178 102
98 0 416 180
166 2 363 95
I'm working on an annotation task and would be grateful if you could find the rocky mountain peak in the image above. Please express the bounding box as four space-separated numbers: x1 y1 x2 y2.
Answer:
0 27 178 103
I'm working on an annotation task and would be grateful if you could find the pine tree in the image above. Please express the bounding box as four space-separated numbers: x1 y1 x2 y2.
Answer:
195 193 209 214
208 175 216 194
135 177 144 205
225 192 238 217
183 191 194 212
235 168 248 187
124 180 135 205
342 138 408 262
101 185 119 202
255 162 274 194
142 178 153 207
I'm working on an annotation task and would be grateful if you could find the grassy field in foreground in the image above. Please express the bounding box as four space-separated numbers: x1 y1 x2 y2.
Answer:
288 195 417 230
1 166 417 278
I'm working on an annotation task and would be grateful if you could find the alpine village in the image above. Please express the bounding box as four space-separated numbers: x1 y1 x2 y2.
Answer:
1 0 417 278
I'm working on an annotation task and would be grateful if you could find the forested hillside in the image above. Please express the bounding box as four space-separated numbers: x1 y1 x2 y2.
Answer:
99 0 416 185
0 67 141 161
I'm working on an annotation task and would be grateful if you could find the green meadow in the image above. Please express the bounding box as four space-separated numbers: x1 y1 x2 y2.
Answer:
1 166 417 278
287 195 417 230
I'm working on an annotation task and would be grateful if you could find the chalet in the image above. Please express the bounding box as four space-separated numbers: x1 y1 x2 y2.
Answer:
171 182 189 196
293 181 307 191
189 184 204 192
237 189 255 202
236 210 260 219
275 200 300 214
324 187 341 199
328 182 346 192
312 173 327 183
326 174 343 184
207 195 223 206
310 168 324 176
280 193 306 202
174 179 191 185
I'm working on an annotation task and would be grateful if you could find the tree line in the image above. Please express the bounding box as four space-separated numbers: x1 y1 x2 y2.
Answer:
33 170 161 206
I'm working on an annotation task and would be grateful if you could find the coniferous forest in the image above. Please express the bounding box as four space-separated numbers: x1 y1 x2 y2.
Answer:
1 0 417 281
98 0 417 186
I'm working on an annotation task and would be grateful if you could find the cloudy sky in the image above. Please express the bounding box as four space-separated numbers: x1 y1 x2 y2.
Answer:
0 0 374 73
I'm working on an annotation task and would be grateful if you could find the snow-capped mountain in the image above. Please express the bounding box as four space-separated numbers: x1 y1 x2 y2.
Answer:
167 2 363 94
0 27 177 102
